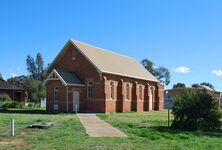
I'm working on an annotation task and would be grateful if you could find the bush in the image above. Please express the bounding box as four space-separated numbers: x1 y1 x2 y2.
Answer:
34 102 40 108
0 94 11 101
17 102 24 108
171 89 221 131
2 100 18 109
27 103 33 107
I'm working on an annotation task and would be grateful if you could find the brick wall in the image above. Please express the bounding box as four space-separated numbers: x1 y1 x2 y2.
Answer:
102 73 164 113
46 43 164 113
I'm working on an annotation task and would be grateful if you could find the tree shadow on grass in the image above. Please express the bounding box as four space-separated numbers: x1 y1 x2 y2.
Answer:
0 108 48 114
150 125 222 138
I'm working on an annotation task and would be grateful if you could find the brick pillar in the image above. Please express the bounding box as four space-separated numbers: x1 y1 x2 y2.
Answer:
137 85 144 112
103 76 109 113
141 85 145 101
103 76 109 99
120 79 125 112
113 81 118 100
149 86 155 111
152 86 157 110
157 83 164 110
121 79 125 100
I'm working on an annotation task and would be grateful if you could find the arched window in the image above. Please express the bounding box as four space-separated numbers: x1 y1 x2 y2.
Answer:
54 86 59 103
126 83 130 100
110 81 114 99
87 81 93 99
139 85 143 100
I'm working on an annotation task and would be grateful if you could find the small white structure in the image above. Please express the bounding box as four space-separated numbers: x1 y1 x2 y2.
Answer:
41 98 46 108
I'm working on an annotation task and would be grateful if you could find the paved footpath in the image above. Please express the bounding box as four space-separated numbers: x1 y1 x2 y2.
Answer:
77 113 127 137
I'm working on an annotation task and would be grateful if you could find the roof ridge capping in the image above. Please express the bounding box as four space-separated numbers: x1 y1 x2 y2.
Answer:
70 39 137 61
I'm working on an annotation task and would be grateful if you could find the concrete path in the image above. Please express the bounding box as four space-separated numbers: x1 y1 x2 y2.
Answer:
77 113 126 137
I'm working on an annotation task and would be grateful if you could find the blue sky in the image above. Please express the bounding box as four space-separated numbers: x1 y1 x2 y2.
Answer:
0 0 222 90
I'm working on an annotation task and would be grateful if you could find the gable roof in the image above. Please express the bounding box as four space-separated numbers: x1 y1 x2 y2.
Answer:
56 69 84 85
48 39 159 82
44 69 84 86
0 79 25 91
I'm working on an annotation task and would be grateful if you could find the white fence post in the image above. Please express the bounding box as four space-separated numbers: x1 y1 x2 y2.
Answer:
11 118 15 136
75 104 77 114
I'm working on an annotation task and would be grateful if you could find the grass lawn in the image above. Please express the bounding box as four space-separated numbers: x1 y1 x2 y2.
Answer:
0 109 221 150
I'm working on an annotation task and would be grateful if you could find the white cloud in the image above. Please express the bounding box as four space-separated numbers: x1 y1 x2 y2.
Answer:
211 69 222 77
174 66 190 74
10 73 18 77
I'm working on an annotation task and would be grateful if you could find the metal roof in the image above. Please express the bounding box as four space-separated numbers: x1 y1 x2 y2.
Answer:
71 40 159 82
47 39 159 82
55 69 84 85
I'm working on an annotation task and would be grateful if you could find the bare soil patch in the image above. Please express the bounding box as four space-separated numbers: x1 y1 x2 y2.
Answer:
0 138 29 148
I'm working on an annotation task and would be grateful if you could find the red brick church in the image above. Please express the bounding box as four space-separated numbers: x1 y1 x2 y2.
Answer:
45 39 164 113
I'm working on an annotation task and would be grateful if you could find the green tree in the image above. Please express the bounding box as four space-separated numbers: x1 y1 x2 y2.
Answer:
26 52 46 104
172 89 221 131
24 78 45 107
8 76 45 105
7 75 28 87
173 83 186 89
26 55 38 80
36 53 45 81
141 59 171 85
141 59 157 76
26 53 46 81
200 82 214 90
155 66 171 85
191 83 201 88
0 73 3 80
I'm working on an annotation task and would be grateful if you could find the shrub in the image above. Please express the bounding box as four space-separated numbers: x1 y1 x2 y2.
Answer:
34 102 40 108
17 102 24 108
27 102 34 107
0 94 11 101
2 100 18 109
171 89 221 131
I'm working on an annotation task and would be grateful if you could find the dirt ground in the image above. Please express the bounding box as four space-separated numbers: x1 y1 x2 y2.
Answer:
0 138 30 149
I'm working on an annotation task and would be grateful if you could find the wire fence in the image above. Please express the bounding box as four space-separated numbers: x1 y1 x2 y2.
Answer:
0 118 15 137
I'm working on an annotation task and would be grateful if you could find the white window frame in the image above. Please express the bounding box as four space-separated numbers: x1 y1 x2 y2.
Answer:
87 81 93 100
54 86 59 103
